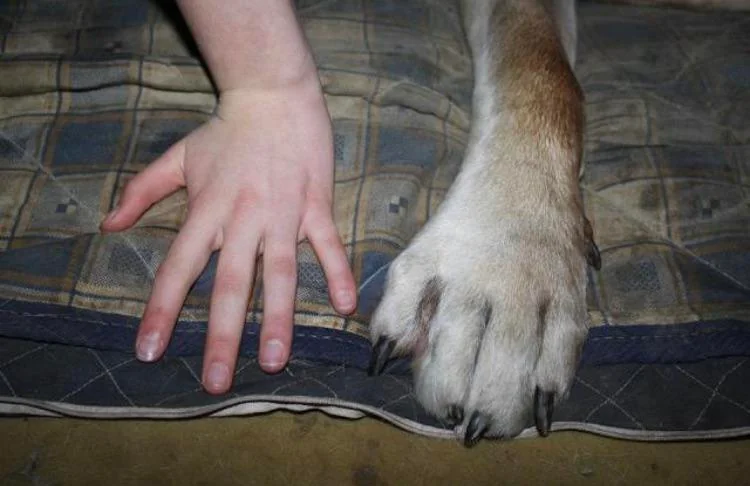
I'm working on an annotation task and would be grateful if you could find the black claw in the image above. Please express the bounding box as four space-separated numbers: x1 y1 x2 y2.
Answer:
368 337 396 376
584 218 602 271
463 411 490 447
446 405 464 427
586 239 602 270
534 388 555 437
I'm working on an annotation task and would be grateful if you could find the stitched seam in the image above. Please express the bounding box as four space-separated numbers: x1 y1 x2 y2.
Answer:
0 309 371 347
1 309 749 344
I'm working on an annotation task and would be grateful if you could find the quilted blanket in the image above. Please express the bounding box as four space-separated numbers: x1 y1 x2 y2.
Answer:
0 0 749 440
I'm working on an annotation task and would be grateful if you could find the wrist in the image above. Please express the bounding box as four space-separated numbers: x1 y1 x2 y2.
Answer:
216 73 328 122
177 0 319 93
217 46 320 94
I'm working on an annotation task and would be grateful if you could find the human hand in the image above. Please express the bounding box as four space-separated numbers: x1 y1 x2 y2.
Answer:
101 83 357 394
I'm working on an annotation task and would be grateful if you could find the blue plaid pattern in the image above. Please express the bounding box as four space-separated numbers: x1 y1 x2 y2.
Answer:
0 0 748 439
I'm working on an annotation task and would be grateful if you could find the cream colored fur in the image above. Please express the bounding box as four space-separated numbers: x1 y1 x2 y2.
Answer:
370 0 747 445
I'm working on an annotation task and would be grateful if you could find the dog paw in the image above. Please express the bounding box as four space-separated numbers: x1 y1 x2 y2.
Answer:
369 194 596 445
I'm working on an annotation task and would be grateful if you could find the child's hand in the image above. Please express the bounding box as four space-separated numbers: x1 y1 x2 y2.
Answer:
101 84 357 394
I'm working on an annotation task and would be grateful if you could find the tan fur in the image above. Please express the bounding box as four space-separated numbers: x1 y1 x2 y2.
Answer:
487 0 585 250
491 2 583 160
371 0 591 440
370 0 748 445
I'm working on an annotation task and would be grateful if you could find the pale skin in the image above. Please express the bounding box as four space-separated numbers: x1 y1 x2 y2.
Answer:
100 0 357 394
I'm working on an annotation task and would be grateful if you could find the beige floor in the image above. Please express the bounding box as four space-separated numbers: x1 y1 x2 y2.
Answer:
1 412 748 485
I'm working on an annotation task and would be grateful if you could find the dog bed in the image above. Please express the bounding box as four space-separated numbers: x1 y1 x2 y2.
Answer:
0 0 748 440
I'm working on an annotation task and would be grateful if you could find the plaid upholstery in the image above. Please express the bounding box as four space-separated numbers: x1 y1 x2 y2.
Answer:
579 9 750 327
0 0 749 439
0 0 471 335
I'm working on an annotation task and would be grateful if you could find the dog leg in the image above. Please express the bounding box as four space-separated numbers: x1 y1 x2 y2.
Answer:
369 0 590 444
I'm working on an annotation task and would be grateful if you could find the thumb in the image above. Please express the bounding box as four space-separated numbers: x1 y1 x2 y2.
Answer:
101 139 187 232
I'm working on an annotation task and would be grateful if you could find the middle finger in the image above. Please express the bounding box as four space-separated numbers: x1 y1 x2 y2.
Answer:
202 220 261 394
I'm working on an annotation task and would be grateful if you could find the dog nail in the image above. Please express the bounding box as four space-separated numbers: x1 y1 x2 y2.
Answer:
586 240 601 270
446 405 464 427
464 411 489 447
368 337 395 376
583 217 601 270
534 387 555 437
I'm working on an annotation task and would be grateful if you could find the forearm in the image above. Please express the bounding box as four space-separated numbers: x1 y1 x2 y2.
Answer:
176 0 318 92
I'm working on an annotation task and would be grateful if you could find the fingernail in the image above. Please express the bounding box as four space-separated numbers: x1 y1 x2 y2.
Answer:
336 290 355 310
136 332 161 361
102 206 119 225
260 339 285 369
205 362 230 392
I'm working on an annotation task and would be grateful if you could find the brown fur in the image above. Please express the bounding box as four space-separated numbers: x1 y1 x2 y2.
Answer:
491 2 584 168
486 1 588 269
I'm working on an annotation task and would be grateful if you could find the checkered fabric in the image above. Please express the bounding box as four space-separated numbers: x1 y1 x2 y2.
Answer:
0 0 748 439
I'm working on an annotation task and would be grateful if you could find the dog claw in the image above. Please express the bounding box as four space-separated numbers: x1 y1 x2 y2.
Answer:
464 411 490 447
584 218 601 270
446 405 464 427
368 337 396 376
586 239 602 270
534 388 555 437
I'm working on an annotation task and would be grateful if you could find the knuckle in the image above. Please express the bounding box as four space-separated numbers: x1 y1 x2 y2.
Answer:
316 226 340 249
232 188 260 214
120 178 145 204
154 261 184 284
215 271 249 295
307 194 332 214
262 310 292 328
142 304 175 324
207 333 240 353
266 253 297 281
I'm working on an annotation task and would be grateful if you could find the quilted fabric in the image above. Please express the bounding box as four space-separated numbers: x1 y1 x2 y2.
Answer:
0 0 748 439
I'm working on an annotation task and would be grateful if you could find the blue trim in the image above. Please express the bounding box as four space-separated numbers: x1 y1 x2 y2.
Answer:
582 321 750 366
0 301 376 370
0 301 749 371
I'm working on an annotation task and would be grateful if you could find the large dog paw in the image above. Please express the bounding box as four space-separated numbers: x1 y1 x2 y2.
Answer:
369 196 598 446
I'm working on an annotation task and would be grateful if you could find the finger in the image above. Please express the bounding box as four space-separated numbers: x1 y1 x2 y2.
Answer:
135 208 216 363
259 223 300 374
101 139 186 232
306 212 357 314
202 223 260 394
